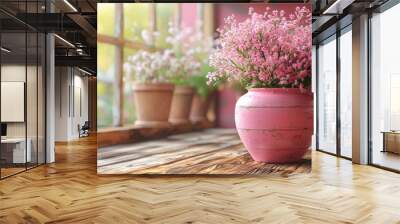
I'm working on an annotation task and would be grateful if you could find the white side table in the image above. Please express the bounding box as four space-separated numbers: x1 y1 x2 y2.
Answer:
1 138 32 163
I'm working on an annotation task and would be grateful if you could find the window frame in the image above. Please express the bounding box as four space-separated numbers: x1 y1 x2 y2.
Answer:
97 3 180 128
368 1 400 173
315 24 353 161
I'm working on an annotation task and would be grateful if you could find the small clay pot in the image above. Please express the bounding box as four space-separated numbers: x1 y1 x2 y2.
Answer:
190 93 211 124
169 85 194 125
132 83 174 128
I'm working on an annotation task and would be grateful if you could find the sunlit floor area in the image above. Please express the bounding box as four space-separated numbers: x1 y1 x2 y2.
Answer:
1 136 400 223
98 129 311 175
372 150 400 171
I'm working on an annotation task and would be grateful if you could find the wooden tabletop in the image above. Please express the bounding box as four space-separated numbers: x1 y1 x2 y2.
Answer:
98 129 311 176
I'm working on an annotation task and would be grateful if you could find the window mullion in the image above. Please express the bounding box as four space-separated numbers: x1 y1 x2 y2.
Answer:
115 4 124 126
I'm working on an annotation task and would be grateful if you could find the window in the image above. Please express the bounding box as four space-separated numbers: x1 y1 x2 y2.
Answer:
98 4 117 37
316 27 353 158
123 3 150 43
371 3 400 171
97 43 117 127
97 3 178 128
312 45 317 149
156 4 176 48
123 48 137 124
317 36 337 154
339 27 352 158
0 2 46 179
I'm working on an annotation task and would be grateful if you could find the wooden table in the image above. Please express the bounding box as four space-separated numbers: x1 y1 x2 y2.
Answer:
381 131 400 154
98 129 311 176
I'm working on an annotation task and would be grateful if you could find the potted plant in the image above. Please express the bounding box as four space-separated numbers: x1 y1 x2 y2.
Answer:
189 71 214 124
186 31 217 124
166 23 201 125
208 7 312 163
124 50 175 128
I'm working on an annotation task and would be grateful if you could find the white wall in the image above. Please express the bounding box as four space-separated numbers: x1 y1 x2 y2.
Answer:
1 64 46 164
71 73 89 138
55 67 89 141
55 66 68 141
1 66 26 138
1 65 39 137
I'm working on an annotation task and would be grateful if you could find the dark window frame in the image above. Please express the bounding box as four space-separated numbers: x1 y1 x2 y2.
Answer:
315 23 352 161
0 0 47 180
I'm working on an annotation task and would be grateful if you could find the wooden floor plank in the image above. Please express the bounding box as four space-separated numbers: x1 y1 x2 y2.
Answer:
98 129 311 175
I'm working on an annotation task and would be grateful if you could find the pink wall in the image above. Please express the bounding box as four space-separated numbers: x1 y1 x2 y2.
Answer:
180 3 197 28
180 3 311 30
214 3 311 128
214 3 311 29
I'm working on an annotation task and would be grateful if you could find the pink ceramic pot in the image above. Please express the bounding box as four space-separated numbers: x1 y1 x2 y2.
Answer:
235 88 313 163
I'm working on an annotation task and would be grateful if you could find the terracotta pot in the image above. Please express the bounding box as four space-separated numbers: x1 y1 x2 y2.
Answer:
169 86 195 125
190 93 211 123
133 83 174 128
235 88 313 163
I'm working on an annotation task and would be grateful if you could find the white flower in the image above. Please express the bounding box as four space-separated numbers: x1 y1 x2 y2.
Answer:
141 30 160 46
165 37 173 44
141 30 152 45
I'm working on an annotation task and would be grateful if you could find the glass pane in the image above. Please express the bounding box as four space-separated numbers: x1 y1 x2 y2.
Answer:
97 43 118 128
27 31 38 168
318 37 337 154
123 48 137 125
312 46 317 150
124 3 150 43
1 31 27 177
98 3 117 37
156 3 176 48
371 4 400 171
340 29 352 158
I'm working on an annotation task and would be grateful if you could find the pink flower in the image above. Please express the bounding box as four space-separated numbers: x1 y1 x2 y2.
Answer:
208 6 312 90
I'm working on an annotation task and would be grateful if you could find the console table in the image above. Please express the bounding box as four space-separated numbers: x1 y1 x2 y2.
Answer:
1 138 31 164
381 131 400 154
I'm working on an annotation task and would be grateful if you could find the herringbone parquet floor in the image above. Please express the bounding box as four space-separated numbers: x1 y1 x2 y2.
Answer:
1 135 400 223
